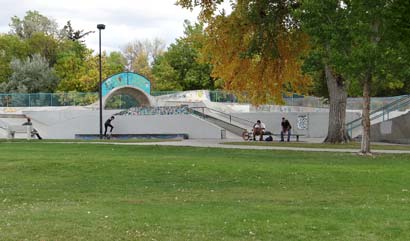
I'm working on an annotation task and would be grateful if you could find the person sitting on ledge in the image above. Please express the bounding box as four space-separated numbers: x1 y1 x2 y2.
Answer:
252 120 266 141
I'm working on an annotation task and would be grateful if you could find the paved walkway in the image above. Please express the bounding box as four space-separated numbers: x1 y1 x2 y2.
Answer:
83 139 410 154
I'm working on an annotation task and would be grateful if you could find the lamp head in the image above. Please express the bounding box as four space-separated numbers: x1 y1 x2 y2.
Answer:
97 24 106 30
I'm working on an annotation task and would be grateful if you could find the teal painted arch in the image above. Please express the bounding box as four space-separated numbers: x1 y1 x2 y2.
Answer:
103 86 153 108
102 72 151 97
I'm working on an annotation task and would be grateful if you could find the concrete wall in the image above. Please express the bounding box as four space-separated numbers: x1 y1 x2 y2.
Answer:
22 110 224 139
0 105 362 140
232 112 361 138
371 112 410 144
0 117 28 138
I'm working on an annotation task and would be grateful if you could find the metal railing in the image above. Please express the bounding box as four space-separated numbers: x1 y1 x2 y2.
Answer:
190 107 254 128
188 107 247 136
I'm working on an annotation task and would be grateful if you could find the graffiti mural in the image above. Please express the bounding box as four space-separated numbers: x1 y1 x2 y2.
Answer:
102 72 151 97
297 115 309 130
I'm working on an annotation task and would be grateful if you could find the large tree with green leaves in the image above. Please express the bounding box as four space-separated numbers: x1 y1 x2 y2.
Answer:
122 38 165 83
0 34 29 84
0 53 59 93
297 0 352 144
152 20 219 91
26 32 59 66
300 0 410 153
9 10 59 39
56 46 125 92
54 40 90 91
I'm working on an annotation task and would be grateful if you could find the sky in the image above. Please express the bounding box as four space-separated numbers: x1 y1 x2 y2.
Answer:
0 0 202 53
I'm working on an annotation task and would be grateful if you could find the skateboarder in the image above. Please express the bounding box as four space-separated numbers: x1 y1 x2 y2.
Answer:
104 116 115 137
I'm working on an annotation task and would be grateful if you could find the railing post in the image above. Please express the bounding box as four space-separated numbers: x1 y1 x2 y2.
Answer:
230 115 232 123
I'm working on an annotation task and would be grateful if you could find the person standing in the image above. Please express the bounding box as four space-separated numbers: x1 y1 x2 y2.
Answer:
280 117 291 142
104 116 115 137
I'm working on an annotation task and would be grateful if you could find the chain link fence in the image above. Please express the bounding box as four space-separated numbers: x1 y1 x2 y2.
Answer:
0 92 98 107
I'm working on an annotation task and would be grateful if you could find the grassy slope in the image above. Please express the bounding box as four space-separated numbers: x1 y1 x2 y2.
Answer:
1 143 410 240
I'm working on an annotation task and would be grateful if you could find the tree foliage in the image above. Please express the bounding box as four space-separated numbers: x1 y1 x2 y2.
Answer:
177 0 229 20
299 0 410 152
56 46 125 92
300 0 410 98
122 38 165 81
1 10 127 94
9 10 59 39
60 21 94 42
152 21 218 91
0 34 29 84
179 0 311 105
26 32 59 66
0 54 59 93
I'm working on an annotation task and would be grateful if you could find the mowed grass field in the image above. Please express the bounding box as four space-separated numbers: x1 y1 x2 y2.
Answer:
223 141 410 151
1 143 410 240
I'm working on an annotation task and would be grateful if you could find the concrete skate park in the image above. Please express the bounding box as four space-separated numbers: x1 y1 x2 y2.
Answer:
0 72 409 143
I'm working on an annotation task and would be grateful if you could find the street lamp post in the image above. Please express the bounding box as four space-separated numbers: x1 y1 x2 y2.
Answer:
97 24 105 139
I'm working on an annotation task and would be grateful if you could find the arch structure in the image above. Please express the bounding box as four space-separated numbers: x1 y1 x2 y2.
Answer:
101 72 154 108
102 86 154 108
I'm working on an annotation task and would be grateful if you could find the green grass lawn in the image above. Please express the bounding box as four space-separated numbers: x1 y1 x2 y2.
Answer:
1 143 410 240
223 140 410 151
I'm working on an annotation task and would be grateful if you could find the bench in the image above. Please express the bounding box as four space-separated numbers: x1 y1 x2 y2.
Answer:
7 125 31 139
272 133 305 142
242 130 304 142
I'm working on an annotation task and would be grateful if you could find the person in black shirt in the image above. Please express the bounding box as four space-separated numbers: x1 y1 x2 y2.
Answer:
104 116 115 137
280 117 292 142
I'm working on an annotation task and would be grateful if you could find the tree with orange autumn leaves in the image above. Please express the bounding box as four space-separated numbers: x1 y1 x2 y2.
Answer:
180 0 410 154
178 0 311 105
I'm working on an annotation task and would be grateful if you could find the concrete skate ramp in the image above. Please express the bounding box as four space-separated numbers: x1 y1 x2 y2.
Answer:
371 111 410 144
103 86 153 108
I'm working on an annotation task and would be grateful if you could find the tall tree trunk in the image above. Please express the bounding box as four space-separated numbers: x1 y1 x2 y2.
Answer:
324 64 350 143
360 20 379 154
360 72 372 154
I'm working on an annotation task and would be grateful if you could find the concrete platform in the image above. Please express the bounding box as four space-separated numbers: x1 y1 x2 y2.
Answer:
75 133 189 140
